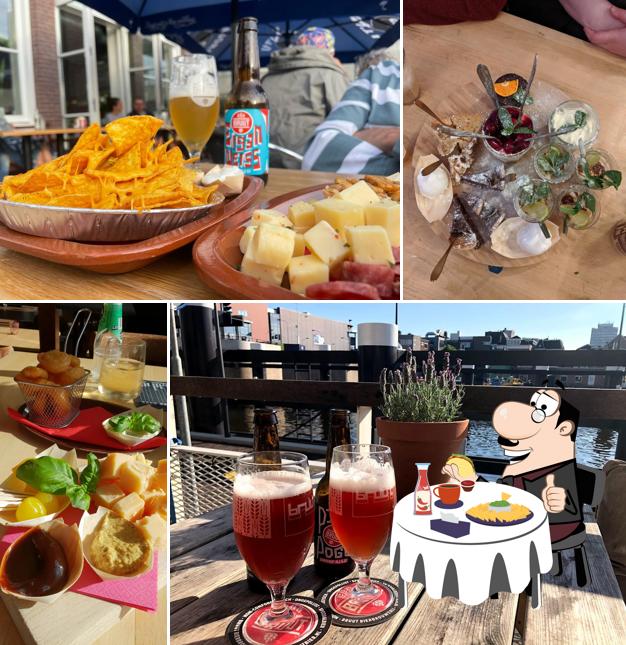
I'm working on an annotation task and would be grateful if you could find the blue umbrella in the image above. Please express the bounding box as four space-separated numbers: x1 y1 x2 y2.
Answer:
78 1 399 67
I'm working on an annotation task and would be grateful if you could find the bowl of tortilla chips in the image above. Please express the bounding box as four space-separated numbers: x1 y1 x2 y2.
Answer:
0 116 226 242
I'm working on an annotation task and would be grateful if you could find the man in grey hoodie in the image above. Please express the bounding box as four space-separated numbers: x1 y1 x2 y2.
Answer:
261 27 349 168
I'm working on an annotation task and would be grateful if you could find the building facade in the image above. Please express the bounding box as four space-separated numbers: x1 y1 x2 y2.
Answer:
1 0 180 128
590 322 618 348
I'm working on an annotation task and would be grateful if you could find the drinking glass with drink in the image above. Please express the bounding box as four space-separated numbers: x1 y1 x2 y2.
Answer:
98 335 146 401
328 444 397 618
169 54 220 162
232 451 319 642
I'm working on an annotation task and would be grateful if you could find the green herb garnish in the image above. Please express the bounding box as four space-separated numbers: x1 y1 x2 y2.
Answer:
537 145 570 179
16 453 101 511
559 190 596 234
579 155 622 191
519 181 550 208
498 107 536 137
108 411 161 437
511 87 533 107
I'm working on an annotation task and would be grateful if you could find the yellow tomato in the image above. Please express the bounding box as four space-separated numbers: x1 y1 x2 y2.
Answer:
35 492 65 514
15 497 47 522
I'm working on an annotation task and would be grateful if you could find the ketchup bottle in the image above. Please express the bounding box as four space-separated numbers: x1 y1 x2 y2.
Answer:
414 462 432 515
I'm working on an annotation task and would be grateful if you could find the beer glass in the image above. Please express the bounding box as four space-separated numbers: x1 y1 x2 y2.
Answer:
233 451 315 633
169 54 219 160
329 444 396 614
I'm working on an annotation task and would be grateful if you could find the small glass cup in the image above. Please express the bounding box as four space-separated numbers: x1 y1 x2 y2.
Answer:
575 148 619 190
98 335 146 401
533 143 575 184
558 185 602 231
482 107 534 163
514 180 554 224
549 100 599 149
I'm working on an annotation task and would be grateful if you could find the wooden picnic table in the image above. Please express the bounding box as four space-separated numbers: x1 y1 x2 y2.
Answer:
170 498 626 644
403 13 626 299
0 168 339 299
0 128 85 170
0 351 167 645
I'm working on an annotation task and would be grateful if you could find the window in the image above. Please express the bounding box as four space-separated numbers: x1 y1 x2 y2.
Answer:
0 0 34 122
58 5 89 120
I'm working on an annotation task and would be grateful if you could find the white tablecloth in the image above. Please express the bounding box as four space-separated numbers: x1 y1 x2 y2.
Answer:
390 482 553 606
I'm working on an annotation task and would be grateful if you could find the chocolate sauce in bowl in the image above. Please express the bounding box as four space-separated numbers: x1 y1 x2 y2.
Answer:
1 528 69 596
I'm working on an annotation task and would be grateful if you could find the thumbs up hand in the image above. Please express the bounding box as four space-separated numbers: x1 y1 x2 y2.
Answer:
541 473 567 513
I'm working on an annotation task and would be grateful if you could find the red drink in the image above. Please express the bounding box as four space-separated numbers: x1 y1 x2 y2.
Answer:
483 106 533 156
329 461 396 562
233 470 314 585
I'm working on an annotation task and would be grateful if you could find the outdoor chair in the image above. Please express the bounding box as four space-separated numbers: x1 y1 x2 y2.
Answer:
550 464 605 587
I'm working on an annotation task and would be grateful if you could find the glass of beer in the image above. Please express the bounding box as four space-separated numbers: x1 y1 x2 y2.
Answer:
98 336 146 401
233 451 317 636
169 53 219 161
329 444 397 617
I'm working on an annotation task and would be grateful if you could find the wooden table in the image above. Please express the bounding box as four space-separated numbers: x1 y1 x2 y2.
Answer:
0 351 167 645
170 502 626 644
403 13 626 299
0 128 85 170
0 168 338 299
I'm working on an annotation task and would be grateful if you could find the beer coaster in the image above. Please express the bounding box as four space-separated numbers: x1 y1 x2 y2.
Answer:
226 596 331 645
317 577 399 627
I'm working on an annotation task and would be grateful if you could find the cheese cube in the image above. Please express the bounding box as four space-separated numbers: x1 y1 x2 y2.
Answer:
100 453 134 479
293 233 306 257
136 513 167 548
239 226 257 255
142 489 167 516
112 492 145 521
250 223 295 269
93 482 125 509
149 468 167 492
251 209 293 228
288 201 316 229
335 180 380 206
304 220 351 267
365 200 400 247
345 226 395 265
288 256 330 295
241 254 285 286
313 199 364 238
117 459 155 495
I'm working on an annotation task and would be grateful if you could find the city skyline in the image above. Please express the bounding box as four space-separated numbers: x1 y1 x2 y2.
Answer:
269 302 626 350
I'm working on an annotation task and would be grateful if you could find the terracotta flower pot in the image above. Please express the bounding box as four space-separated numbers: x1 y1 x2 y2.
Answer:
377 417 470 500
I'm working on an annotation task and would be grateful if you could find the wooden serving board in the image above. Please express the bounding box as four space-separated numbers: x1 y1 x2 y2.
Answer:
413 79 577 268
192 185 332 300
0 177 263 274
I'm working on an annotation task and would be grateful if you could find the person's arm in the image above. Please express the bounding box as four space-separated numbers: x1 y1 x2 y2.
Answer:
559 0 623 31
585 4 626 56
404 0 506 26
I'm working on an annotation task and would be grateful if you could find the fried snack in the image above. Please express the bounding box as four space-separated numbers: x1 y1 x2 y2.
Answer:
54 367 86 386
15 366 48 382
323 175 400 202
30 385 72 419
38 351 72 375
0 116 220 211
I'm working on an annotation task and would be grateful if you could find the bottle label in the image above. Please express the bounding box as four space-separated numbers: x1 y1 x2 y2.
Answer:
224 108 269 176
415 490 432 515
315 505 348 565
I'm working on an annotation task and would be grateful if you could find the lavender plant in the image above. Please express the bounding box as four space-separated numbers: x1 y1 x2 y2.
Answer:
380 350 464 422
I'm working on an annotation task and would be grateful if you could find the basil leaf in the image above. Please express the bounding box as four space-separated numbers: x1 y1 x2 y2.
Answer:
17 456 77 494
604 170 622 190
66 484 91 511
80 453 101 493
108 415 131 433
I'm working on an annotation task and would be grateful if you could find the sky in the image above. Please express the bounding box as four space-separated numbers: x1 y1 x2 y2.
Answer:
269 302 626 350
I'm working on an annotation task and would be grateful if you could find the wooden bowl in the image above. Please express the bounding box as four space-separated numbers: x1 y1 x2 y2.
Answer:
192 185 331 299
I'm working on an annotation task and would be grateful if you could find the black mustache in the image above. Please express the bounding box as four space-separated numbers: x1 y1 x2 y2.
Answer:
497 436 520 447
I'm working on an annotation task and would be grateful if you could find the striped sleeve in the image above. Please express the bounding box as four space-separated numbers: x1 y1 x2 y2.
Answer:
302 61 400 175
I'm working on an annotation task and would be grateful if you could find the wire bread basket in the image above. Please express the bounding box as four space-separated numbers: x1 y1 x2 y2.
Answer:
17 371 90 428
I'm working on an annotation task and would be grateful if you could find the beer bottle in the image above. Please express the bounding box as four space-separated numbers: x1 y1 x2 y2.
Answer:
224 17 270 184
314 409 355 579
247 407 280 593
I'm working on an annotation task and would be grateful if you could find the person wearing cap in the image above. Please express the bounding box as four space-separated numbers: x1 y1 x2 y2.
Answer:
261 26 349 169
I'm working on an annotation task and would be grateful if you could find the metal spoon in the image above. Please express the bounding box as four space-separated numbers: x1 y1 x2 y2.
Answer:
518 54 538 124
414 98 448 126
430 240 455 281
421 154 450 177
528 125 582 142
476 64 500 109
435 124 499 141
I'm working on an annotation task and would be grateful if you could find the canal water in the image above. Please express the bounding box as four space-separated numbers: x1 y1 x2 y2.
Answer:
231 406 617 469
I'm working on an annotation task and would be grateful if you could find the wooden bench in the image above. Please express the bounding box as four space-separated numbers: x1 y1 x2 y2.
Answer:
170 504 626 644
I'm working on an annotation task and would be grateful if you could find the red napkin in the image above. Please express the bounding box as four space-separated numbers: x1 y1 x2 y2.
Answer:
8 406 166 451
0 507 159 612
